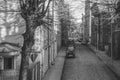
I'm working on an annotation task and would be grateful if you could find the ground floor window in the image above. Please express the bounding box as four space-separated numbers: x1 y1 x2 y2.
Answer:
4 57 14 70
0 56 14 70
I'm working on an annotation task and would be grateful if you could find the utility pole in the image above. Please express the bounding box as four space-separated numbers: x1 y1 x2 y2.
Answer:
52 0 54 28
97 13 101 50
85 0 90 42
110 14 114 61
52 0 55 62
68 4 70 40
107 1 113 60
111 18 113 60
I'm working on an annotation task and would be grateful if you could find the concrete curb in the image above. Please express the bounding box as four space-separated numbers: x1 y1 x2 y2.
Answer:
42 48 66 80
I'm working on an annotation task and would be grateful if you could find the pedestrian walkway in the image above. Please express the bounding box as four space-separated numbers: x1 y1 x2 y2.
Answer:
42 47 66 80
89 44 120 77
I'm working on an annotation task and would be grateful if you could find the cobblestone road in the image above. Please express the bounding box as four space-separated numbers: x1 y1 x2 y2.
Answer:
61 45 118 80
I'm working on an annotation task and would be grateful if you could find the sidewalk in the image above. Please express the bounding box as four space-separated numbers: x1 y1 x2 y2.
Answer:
88 45 120 77
42 47 66 80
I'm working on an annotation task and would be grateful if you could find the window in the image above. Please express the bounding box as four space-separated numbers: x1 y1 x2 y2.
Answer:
4 57 14 70
0 56 14 70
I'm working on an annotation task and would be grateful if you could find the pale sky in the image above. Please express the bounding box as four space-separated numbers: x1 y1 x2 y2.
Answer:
64 0 85 23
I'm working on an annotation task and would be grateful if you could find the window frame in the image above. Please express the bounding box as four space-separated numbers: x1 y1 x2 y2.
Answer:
0 56 15 70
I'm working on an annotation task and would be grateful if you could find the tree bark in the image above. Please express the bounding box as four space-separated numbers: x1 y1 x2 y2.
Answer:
18 1 52 80
19 18 36 80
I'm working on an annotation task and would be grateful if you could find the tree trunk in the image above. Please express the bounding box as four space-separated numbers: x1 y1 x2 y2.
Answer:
19 18 36 80
19 43 29 80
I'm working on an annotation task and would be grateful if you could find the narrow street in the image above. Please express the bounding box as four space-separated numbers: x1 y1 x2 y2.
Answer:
1 0 120 80
61 44 118 80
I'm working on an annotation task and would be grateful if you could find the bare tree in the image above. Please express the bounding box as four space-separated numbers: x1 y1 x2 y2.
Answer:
19 0 52 80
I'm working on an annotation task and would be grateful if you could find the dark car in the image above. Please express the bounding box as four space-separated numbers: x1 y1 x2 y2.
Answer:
67 40 75 45
66 45 75 58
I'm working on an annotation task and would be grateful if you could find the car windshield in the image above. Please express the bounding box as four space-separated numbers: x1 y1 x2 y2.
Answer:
68 46 74 51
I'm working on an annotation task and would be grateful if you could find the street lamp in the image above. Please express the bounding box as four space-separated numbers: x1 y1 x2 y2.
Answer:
111 18 114 59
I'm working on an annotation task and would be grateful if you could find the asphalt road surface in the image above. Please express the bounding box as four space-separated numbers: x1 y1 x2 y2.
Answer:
61 45 118 80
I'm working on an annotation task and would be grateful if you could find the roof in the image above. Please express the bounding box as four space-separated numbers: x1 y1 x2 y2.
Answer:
0 42 21 56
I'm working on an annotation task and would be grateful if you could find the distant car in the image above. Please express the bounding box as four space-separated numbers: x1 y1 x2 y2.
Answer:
67 40 75 46
66 45 75 58
66 40 75 58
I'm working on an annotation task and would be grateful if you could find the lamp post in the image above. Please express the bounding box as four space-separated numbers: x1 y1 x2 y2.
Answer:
111 18 114 59
98 13 101 50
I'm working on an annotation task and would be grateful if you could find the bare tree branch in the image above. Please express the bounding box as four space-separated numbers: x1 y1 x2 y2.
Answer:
43 0 52 14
